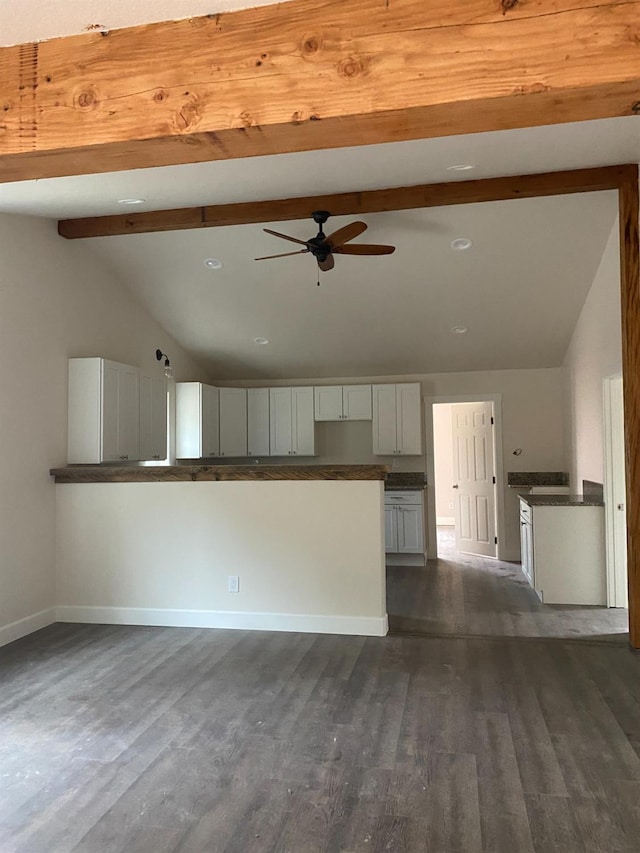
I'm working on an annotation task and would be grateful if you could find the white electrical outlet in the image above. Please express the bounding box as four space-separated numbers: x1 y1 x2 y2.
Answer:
228 575 239 593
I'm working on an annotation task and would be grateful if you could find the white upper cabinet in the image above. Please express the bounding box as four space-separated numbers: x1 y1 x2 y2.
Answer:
219 387 248 458
247 388 270 457
270 387 315 456
140 375 167 461
314 385 372 421
343 385 372 420
292 387 315 455
314 386 343 421
68 358 141 464
372 383 422 456
176 382 220 459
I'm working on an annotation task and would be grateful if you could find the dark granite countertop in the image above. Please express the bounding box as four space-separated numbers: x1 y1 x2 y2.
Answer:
508 472 569 488
385 472 427 490
519 494 604 507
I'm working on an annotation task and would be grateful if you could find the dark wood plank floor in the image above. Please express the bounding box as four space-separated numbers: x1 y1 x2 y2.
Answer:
387 528 629 642
1 535 638 852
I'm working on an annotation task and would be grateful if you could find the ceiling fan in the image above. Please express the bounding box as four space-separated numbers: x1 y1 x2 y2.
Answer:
255 210 396 272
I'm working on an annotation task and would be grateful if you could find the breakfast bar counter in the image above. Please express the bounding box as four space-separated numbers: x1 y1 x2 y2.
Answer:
51 464 389 637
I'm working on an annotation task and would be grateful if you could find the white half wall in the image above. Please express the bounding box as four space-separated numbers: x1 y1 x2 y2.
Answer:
563 219 621 490
0 214 204 646
55 481 388 636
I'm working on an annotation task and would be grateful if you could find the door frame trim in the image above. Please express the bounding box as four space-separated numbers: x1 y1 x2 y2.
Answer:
603 373 628 608
424 394 505 561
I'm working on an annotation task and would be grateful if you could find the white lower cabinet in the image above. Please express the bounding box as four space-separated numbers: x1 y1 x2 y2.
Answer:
219 387 247 457
176 382 220 459
373 383 422 456
269 387 315 456
139 375 167 461
384 491 425 554
519 498 606 604
247 388 270 457
68 358 140 464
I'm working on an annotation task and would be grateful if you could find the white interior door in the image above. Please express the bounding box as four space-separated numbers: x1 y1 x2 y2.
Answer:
452 401 497 558
604 376 628 608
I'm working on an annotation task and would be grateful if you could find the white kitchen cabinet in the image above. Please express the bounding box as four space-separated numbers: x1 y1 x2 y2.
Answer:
372 383 422 455
219 387 247 458
314 385 372 421
68 358 140 464
269 387 315 456
519 497 605 604
139 375 167 461
176 382 220 459
384 490 425 554
247 388 270 456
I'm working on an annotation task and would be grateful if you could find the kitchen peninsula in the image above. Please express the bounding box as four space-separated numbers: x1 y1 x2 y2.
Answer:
50 464 389 637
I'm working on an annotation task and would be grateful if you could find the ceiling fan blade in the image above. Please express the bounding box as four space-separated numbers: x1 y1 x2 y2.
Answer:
263 228 308 246
255 249 309 260
325 221 367 248
333 244 396 255
317 254 335 272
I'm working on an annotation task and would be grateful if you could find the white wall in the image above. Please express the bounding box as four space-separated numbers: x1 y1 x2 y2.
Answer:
55 481 388 636
563 220 621 490
0 214 204 646
433 404 455 523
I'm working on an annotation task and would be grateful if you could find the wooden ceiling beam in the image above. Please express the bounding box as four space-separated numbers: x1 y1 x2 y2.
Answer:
3 0 640 183
58 165 634 239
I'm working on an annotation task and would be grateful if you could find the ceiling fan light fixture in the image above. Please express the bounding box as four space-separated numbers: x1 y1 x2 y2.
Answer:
204 258 223 270
451 237 473 251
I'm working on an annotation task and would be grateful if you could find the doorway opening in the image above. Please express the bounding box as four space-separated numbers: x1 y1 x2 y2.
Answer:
425 396 505 561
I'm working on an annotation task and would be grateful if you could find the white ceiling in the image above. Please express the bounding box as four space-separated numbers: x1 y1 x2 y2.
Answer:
83 191 618 380
0 0 286 46
1 3 636 384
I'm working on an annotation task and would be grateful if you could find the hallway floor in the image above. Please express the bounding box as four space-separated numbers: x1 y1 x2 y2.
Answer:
387 527 629 642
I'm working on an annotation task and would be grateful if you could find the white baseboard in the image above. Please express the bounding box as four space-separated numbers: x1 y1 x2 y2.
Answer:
0 608 56 649
436 517 455 526
55 606 389 637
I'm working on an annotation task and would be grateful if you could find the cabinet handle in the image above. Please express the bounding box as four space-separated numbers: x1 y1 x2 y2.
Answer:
119 454 128 460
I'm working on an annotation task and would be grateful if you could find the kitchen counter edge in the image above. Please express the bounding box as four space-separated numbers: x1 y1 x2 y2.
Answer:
50 464 391 484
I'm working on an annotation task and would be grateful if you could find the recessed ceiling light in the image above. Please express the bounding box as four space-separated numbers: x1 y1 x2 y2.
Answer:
451 237 473 251
451 325 468 335
117 198 145 205
254 337 270 345
446 164 474 172
204 258 223 270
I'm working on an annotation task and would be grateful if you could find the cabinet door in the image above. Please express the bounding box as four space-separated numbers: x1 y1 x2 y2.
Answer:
396 383 422 455
397 505 424 553
314 386 343 421
140 376 167 461
521 520 534 587
247 388 270 456
219 388 248 457
384 506 398 553
101 362 121 462
372 384 398 455
292 387 315 455
201 384 220 457
343 384 372 421
118 365 140 461
270 388 293 456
